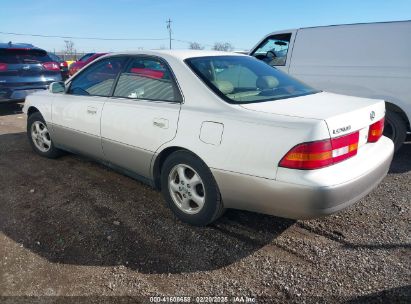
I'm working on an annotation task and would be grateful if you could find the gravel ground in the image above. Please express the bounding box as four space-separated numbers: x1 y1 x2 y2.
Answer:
0 103 410 303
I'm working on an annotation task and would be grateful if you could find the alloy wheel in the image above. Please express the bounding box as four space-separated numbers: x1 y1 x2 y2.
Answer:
168 164 206 214
31 121 51 153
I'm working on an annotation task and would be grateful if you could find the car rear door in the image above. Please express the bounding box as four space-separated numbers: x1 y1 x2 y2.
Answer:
51 56 128 159
101 55 182 180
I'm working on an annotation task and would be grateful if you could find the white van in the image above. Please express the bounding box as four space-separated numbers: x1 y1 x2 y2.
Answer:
249 21 411 151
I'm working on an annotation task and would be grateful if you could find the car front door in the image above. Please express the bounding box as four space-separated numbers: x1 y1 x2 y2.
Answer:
101 56 182 180
51 56 127 159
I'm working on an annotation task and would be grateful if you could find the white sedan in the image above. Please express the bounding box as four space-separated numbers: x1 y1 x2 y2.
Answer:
23 50 394 226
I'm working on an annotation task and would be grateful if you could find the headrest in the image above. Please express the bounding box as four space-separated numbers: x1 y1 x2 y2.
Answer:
256 76 279 90
212 80 234 94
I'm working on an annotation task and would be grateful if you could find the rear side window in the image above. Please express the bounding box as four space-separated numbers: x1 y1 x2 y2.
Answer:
251 33 291 66
67 57 127 97
113 57 180 102
0 49 53 64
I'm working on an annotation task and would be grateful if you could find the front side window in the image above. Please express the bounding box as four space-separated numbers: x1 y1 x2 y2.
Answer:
251 33 291 66
67 57 126 96
113 57 179 102
186 55 319 104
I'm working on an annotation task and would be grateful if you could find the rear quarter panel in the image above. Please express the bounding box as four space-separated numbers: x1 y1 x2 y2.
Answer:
158 105 329 180
154 55 331 181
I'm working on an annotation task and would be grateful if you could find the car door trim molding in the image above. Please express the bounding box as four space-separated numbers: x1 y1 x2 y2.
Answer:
101 137 155 179
51 123 100 139
52 123 157 155
51 123 105 160
101 136 155 154
108 95 182 105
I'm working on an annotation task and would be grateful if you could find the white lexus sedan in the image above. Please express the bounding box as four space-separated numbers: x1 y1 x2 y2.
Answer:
23 50 394 226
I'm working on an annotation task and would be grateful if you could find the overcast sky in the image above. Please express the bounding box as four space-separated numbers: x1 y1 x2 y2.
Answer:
1 0 410 52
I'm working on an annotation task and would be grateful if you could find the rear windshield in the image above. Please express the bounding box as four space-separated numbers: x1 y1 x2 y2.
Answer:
0 49 53 64
185 56 319 104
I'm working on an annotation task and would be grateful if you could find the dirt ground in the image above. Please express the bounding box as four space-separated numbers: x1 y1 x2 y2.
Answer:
0 103 410 303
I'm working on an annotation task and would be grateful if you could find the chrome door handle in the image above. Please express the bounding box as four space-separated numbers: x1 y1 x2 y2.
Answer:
153 118 168 129
87 106 97 114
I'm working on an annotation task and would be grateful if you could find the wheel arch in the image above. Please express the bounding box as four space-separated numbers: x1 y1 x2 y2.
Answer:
23 93 54 123
385 101 410 131
27 106 40 117
152 146 210 190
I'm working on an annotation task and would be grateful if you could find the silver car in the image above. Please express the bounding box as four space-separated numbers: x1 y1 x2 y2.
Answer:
23 50 393 226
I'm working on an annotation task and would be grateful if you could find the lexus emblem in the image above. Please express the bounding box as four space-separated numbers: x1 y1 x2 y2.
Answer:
370 111 375 121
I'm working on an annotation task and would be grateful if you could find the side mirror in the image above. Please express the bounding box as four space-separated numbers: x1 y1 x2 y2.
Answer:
49 82 65 94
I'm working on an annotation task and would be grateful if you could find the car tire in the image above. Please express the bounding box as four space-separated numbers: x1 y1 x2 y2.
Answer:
27 112 62 158
384 110 407 153
161 150 225 226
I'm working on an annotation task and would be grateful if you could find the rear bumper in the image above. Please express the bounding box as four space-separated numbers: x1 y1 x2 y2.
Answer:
212 137 394 219
0 86 48 103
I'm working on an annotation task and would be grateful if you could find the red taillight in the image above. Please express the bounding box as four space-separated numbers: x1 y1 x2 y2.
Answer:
331 132 359 163
279 139 333 169
279 131 359 170
368 117 384 143
61 61 68 68
0 63 8 72
42 62 60 71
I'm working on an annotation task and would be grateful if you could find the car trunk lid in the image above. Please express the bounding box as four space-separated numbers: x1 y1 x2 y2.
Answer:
239 92 385 145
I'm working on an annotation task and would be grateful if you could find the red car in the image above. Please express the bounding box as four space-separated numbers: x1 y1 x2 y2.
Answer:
68 53 106 76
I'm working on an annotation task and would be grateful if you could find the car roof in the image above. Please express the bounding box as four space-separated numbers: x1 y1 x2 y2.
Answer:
107 49 245 61
0 42 45 51
262 20 411 37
